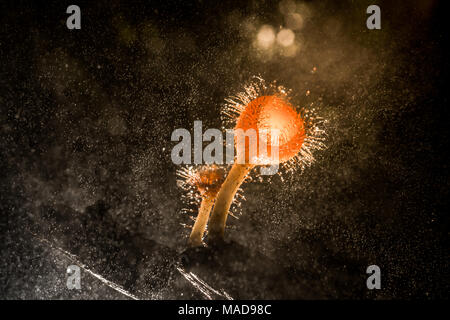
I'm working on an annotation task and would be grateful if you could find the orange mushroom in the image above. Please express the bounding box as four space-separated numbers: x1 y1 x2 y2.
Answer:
208 78 326 243
178 165 227 246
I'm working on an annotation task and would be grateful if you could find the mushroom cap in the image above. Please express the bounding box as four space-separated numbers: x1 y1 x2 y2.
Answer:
188 165 226 197
235 95 305 163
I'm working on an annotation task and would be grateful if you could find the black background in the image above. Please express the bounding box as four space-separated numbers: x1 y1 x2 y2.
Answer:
1 0 448 299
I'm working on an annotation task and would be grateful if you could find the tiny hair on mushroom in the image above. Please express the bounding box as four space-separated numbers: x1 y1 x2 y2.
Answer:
208 77 326 243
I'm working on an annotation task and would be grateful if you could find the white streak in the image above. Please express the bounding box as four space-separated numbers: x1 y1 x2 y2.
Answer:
176 267 233 300
29 232 139 300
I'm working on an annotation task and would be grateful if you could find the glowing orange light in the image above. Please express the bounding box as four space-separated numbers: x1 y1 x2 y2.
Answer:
235 95 305 163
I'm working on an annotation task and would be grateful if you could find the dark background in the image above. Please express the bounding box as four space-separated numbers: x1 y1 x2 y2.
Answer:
0 0 448 299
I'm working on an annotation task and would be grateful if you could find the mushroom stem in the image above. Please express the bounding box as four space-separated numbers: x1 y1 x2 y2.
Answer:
188 196 214 247
207 163 254 243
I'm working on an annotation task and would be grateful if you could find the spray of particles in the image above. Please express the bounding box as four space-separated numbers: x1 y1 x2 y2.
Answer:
208 77 326 242
177 165 227 246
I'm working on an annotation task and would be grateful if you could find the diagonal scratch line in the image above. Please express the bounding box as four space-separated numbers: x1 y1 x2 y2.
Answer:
177 267 213 300
28 231 139 300
176 267 233 300
221 290 234 300
189 272 233 300
189 272 223 297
